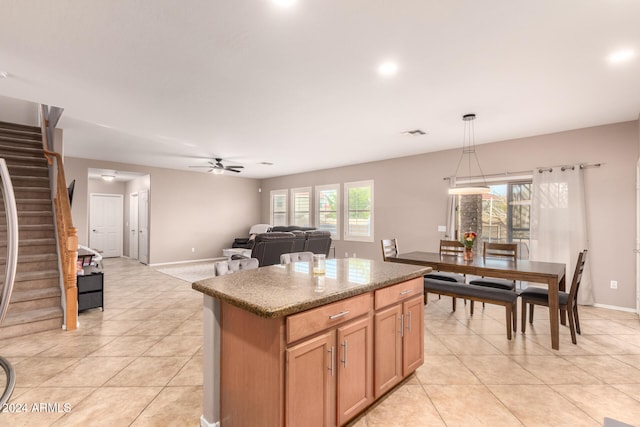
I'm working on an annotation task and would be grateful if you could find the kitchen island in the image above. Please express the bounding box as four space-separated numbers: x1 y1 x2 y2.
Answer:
192 258 431 427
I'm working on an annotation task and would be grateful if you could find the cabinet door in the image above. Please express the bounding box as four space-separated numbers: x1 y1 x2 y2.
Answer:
374 304 403 398
336 316 373 426
403 295 424 375
286 330 337 427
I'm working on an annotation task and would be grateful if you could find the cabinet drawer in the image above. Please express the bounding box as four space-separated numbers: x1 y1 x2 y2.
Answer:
77 273 103 292
78 291 103 311
374 277 423 310
287 293 372 344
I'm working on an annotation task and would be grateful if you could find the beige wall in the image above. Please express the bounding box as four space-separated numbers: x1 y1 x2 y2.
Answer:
65 157 261 265
261 120 639 309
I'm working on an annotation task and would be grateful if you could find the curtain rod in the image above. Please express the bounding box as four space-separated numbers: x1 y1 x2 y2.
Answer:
443 170 533 182
536 162 603 173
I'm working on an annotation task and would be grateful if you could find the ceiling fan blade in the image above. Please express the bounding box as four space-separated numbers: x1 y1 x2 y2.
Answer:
225 167 242 173
225 165 244 169
189 165 213 168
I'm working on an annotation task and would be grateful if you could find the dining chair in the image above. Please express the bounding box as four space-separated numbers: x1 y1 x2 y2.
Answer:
468 242 518 312
380 238 399 261
280 251 314 264
520 250 588 344
215 258 259 276
426 240 467 283
469 243 518 290
439 239 465 256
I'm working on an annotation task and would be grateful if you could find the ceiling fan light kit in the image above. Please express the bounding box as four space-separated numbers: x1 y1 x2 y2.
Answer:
448 113 490 196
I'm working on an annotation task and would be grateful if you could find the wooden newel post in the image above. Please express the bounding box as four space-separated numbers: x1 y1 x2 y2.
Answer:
65 228 78 331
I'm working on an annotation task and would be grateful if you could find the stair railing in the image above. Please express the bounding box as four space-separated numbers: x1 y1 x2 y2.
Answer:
40 105 78 332
0 158 18 405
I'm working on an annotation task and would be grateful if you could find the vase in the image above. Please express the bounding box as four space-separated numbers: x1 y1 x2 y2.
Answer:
463 247 474 261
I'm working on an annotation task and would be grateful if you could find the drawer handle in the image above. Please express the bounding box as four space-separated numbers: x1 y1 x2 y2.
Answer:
329 311 349 320
408 310 412 333
400 314 404 338
399 289 414 295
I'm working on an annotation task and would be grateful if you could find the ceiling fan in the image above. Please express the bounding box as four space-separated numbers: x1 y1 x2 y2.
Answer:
189 158 244 174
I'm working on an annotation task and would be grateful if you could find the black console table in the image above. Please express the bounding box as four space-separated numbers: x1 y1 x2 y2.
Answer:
77 267 104 311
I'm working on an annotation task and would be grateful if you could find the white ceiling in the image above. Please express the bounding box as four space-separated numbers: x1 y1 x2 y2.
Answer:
0 1 638 179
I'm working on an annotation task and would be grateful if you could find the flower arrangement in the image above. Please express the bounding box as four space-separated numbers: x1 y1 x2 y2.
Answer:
462 231 477 250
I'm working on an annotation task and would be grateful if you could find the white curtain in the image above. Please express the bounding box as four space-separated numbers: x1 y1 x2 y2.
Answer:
530 166 594 305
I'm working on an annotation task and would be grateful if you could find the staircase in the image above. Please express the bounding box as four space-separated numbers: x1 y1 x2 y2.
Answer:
0 120 63 339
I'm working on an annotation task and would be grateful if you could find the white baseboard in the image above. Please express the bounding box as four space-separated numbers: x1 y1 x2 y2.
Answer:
149 257 226 267
592 303 638 313
200 415 220 427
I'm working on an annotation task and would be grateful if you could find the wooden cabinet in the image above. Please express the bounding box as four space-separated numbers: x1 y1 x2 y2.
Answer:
286 331 336 427
402 295 424 375
373 277 424 398
286 295 374 427
336 315 374 426
218 278 423 427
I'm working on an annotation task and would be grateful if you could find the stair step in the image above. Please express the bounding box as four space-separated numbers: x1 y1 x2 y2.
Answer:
0 253 59 273
0 153 47 167
5 287 61 313
0 269 60 285
0 138 43 152
0 274 60 290
16 212 54 226
6 163 49 177
0 198 52 211
0 306 63 340
0 127 42 140
12 187 51 199
0 223 54 240
7 176 49 188
0 238 57 256
0 121 42 135
0 143 44 158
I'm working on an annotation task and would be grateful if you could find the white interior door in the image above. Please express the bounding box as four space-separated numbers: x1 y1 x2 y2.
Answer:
139 189 149 265
89 193 123 258
129 192 139 260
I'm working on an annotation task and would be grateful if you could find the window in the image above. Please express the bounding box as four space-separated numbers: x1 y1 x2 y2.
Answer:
290 187 311 227
315 184 340 239
270 189 288 227
456 178 531 258
344 180 374 242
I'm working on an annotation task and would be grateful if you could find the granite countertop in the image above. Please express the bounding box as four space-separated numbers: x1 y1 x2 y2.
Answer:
192 258 431 318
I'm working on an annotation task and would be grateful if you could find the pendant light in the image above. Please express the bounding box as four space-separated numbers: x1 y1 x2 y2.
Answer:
448 114 490 195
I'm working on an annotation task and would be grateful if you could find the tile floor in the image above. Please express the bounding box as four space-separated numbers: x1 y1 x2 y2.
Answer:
0 257 638 426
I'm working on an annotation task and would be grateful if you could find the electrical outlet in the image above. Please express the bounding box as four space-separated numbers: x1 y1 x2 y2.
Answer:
610 280 618 289
345 252 349 258
438 225 447 232
352 253 356 258
191 248 195 253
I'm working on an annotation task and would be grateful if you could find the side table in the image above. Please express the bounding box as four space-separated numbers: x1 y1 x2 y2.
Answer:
77 267 104 311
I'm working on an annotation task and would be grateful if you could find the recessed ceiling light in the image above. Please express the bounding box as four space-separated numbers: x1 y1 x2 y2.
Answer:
272 0 296 7
259 161 274 166
377 61 398 77
608 49 635 64
101 174 116 182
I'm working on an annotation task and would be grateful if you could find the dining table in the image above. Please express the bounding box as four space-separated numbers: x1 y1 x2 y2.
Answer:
385 251 567 350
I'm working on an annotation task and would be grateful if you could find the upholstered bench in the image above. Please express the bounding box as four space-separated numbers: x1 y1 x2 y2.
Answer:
423 278 518 340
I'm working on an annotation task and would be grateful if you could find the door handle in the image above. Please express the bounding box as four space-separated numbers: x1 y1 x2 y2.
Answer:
328 346 335 376
341 340 347 368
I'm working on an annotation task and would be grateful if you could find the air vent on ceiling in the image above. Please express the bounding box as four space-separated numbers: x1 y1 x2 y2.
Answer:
401 129 426 136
